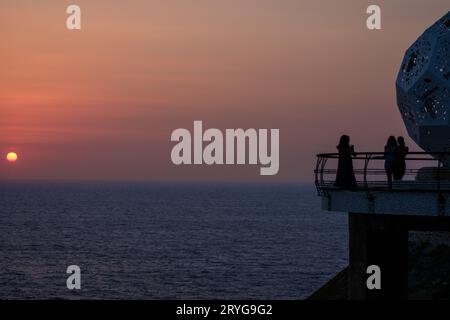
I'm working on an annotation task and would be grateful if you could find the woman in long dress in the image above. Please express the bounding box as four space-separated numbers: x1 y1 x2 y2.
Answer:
384 136 398 190
334 135 357 191
393 136 408 181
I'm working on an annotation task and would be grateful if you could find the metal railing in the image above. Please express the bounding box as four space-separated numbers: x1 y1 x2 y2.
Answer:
315 152 450 195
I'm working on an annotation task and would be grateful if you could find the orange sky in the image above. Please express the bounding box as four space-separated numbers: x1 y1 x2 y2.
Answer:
1 1 449 182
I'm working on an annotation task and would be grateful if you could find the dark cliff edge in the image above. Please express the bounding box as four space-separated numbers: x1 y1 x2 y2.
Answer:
307 267 348 300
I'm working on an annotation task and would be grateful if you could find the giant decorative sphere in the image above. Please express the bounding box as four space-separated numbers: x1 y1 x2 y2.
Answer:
396 12 450 155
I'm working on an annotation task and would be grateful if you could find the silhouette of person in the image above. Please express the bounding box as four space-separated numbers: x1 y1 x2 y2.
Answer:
393 136 409 181
384 136 398 190
334 135 357 191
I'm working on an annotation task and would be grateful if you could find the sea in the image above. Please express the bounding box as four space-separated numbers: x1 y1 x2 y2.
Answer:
0 182 348 299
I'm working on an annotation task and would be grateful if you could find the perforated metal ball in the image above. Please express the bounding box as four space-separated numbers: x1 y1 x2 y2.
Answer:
396 12 450 154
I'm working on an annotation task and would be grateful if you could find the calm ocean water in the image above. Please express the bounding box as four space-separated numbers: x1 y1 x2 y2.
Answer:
0 182 348 299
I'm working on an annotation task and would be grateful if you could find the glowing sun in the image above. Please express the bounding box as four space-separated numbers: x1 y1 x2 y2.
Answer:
6 152 18 163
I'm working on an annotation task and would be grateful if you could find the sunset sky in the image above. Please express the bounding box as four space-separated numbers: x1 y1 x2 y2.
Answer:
1 1 449 182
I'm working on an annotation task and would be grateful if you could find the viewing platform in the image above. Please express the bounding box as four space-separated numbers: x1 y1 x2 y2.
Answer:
314 151 450 299
315 152 450 216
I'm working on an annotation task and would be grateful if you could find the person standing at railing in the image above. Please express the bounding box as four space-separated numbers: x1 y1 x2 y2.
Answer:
393 136 409 181
384 136 398 190
334 135 357 191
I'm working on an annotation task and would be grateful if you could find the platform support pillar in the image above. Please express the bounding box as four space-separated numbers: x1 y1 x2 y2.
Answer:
348 213 408 300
